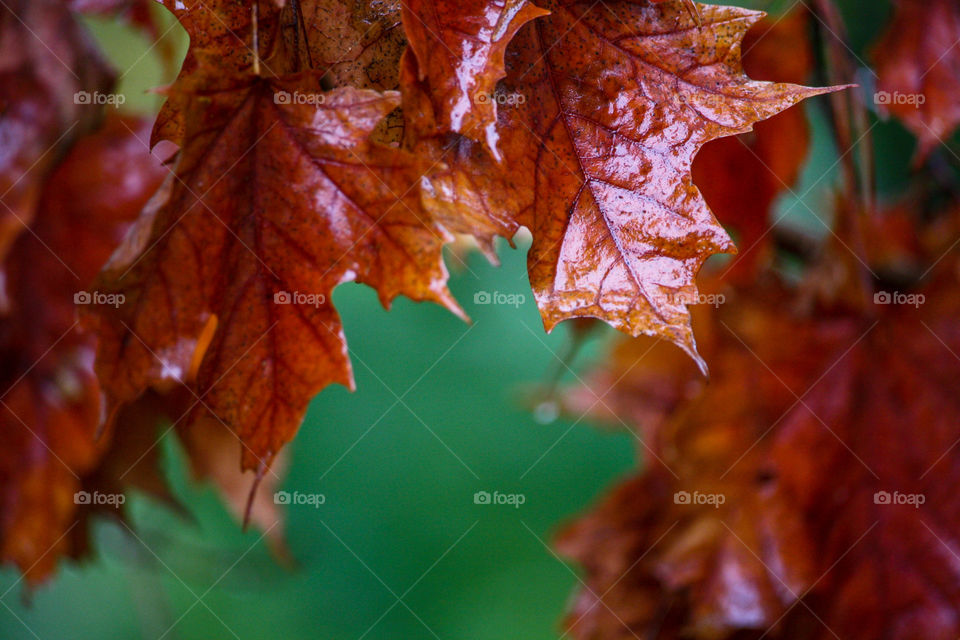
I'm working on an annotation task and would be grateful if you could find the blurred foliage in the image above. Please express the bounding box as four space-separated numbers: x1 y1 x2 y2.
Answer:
0 0 942 637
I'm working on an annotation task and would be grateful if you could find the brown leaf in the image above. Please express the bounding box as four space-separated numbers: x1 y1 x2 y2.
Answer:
85 75 458 473
400 0 548 156
0 117 167 585
873 0 960 161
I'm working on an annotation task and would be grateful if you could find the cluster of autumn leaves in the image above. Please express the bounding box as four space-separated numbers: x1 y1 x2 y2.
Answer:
2 0 960 635
553 0 960 638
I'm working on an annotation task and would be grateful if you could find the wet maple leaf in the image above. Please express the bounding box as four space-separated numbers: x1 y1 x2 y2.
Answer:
412 0 840 369
400 0 548 155
0 117 166 585
0 0 113 274
558 253 960 638
873 0 960 161
85 75 459 473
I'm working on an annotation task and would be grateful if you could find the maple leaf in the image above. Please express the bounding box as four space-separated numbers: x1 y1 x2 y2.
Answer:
0 105 287 581
873 0 960 161
557 248 960 638
0 117 167 585
557 283 818 637
400 0 548 156
762 281 960 639
0 0 113 275
411 0 840 369
85 74 459 473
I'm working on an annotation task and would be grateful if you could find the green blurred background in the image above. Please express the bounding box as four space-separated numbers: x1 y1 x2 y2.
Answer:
0 0 927 637
1 238 636 639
